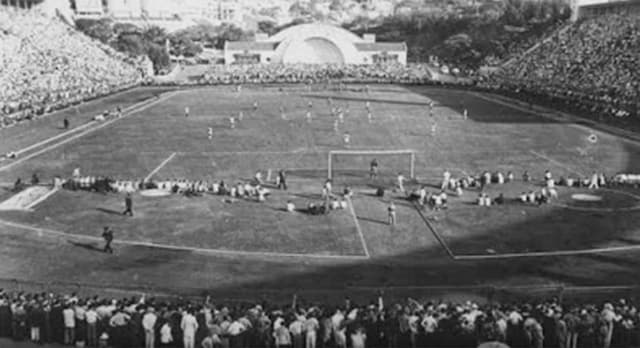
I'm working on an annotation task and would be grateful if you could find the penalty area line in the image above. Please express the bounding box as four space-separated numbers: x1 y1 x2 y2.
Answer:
0 219 368 261
345 197 371 259
144 152 177 182
529 150 584 177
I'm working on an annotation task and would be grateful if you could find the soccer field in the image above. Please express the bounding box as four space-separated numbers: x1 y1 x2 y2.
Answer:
1 84 640 302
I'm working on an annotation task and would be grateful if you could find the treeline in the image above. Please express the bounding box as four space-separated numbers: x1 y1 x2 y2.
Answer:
346 0 572 69
75 19 252 73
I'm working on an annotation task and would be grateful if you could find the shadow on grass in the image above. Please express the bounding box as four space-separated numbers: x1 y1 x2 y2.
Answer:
68 240 104 253
96 207 123 216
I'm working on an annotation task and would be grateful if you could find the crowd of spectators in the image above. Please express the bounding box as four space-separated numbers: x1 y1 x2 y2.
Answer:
2 288 640 348
0 7 146 129
478 13 639 129
181 64 434 86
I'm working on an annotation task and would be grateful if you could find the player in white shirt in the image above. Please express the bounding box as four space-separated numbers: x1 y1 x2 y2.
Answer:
229 117 235 129
442 170 451 190
236 85 242 93
463 109 468 120
588 171 599 189
367 112 372 123
238 111 243 121
253 101 259 111
338 110 344 123
431 123 437 136
207 127 213 140
365 101 371 111
334 119 339 133
343 132 350 146
184 107 189 118
306 111 312 123
397 173 406 193
308 100 313 109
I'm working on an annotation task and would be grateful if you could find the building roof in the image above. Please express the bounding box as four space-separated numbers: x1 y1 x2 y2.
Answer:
354 42 407 52
225 41 278 51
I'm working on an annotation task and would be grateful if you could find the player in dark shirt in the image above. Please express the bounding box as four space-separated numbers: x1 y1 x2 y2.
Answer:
370 159 379 180
122 193 133 216
102 226 113 253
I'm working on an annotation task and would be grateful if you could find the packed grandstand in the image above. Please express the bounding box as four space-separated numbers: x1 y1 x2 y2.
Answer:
1 1 640 348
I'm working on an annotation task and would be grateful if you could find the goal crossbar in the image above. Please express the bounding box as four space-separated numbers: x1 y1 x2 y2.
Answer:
328 149 416 180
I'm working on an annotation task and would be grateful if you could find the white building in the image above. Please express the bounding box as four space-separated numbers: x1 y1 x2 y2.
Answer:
224 23 407 65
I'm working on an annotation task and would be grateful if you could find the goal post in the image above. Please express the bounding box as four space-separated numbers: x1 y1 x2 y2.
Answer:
327 149 416 182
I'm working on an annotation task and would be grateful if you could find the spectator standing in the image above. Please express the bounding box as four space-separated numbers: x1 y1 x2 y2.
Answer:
304 312 320 348
86 304 98 347
142 306 158 348
181 308 198 348
63 304 75 345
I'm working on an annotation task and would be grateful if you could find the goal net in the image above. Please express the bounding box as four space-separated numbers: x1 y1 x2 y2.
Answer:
328 150 416 186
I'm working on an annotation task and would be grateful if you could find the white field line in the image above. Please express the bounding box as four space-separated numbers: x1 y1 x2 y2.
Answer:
24 187 60 210
0 93 176 173
529 150 584 177
454 244 640 260
0 219 369 261
14 121 96 156
144 153 177 182
345 197 371 259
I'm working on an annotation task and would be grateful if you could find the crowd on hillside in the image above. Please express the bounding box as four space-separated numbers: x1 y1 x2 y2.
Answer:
2 288 640 348
189 64 433 86
479 13 639 127
0 8 147 129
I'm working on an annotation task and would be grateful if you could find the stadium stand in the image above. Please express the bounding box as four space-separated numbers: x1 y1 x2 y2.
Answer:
0 7 146 129
0 288 637 348
194 64 434 86
479 12 639 128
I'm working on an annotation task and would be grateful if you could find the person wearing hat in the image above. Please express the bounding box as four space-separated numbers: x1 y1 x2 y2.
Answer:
142 306 157 348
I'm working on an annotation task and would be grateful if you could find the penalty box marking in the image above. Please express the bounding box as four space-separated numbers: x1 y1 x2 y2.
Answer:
0 219 369 261
345 197 371 259
0 92 179 173
144 152 177 182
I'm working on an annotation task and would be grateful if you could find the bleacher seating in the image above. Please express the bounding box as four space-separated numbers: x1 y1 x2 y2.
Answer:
0 7 145 129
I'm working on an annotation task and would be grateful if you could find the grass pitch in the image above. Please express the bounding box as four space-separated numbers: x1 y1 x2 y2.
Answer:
1 84 640 302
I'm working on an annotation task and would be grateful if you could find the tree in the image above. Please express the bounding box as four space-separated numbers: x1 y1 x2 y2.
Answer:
76 18 114 44
142 26 168 46
112 33 146 56
257 21 277 36
169 33 203 57
146 44 170 73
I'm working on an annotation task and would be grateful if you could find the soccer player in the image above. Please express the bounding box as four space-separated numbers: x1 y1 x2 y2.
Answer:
184 106 189 118
122 193 133 216
207 127 213 140
397 172 406 193
367 112 372 123
588 171 599 189
463 108 468 120
365 101 371 113
431 123 437 136
229 117 236 129
280 106 286 120
338 110 344 123
236 85 242 93
306 111 312 123
308 100 313 109
442 170 451 190
63 118 69 130
334 119 340 133
238 111 243 121
102 226 114 253
278 170 287 190
370 159 379 179
253 101 259 111
343 132 350 146
388 201 397 226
